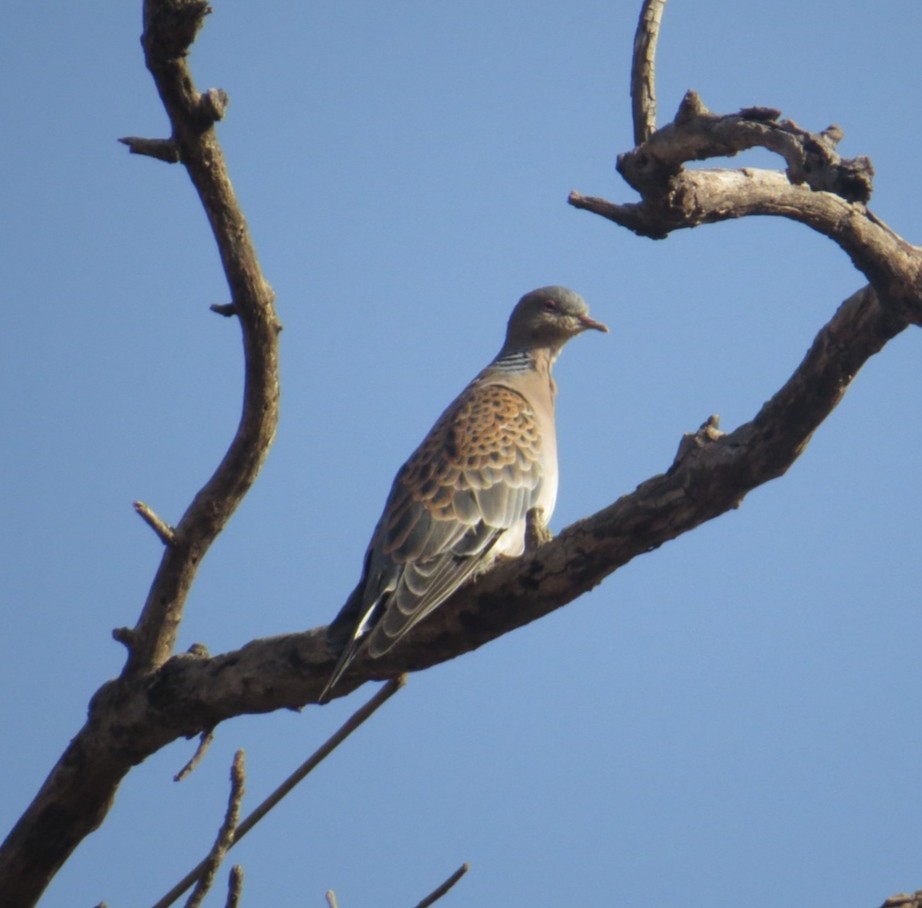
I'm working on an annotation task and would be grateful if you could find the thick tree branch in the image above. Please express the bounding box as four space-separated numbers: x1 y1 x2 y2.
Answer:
20 284 905 765
150 284 907 704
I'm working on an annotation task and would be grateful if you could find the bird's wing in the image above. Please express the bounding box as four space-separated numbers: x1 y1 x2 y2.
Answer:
364 380 545 656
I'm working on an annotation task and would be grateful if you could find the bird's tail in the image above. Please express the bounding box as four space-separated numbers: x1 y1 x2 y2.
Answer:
317 636 363 704
317 588 383 704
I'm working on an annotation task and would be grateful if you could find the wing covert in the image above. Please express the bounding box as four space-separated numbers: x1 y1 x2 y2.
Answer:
362 382 545 653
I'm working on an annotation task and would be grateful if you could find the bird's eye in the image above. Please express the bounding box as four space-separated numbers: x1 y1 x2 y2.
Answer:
543 299 558 313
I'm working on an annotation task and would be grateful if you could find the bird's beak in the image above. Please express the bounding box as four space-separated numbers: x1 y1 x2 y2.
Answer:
578 313 609 333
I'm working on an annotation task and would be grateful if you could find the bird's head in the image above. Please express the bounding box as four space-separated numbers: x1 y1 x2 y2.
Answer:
503 286 608 354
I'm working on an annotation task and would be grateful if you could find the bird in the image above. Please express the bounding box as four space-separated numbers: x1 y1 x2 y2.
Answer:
319 286 608 702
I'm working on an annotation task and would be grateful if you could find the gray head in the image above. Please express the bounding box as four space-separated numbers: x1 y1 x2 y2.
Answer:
502 286 608 354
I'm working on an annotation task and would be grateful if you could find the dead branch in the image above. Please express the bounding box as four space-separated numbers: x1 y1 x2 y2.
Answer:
0 282 901 771
882 891 922 908
174 729 216 782
125 0 281 678
225 866 244 908
0 0 279 902
151 679 405 907
118 136 180 163
570 90 921 322
414 862 471 908
631 0 667 144
178 750 245 908
134 500 176 546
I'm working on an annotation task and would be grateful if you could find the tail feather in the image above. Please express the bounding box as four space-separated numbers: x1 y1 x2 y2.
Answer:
317 592 384 704
317 635 364 704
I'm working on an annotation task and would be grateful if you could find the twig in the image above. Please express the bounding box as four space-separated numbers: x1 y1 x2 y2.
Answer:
174 729 216 782
413 862 470 908
325 890 338 908
179 750 246 908
631 0 667 144
225 866 243 908
112 626 139 651
133 501 176 546
151 677 405 908
232 676 405 842
118 136 181 163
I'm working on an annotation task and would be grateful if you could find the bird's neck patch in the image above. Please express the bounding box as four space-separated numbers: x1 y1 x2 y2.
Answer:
492 348 536 374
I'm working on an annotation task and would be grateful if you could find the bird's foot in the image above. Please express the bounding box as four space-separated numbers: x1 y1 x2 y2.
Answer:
524 507 553 553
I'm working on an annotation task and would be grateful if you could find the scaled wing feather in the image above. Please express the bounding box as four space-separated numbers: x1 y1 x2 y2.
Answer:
362 382 544 655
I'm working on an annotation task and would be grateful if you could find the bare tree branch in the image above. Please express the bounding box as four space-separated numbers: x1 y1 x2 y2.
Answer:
882 891 922 908
138 282 904 713
174 728 216 782
225 866 244 908
118 136 180 163
125 0 281 678
151 679 405 907
570 93 921 327
0 0 280 902
178 750 245 908
631 0 667 144
414 862 470 908
17 283 902 749
134 500 176 546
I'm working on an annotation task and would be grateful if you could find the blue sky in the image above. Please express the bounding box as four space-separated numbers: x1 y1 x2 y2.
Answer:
3 2 922 906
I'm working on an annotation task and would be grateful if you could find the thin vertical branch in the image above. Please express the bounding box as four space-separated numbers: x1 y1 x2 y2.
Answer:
224 866 244 908
631 0 667 144
178 750 246 908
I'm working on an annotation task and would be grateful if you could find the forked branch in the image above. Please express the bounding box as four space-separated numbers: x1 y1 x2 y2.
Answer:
573 17 921 323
